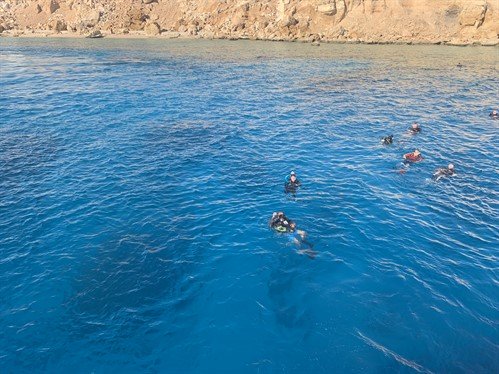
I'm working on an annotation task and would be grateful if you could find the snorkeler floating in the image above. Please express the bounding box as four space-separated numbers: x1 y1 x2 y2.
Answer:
409 122 421 134
490 110 498 120
433 163 455 181
284 171 301 194
271 109 479 255
269 211 298 233
269 212 316 257
403 149 423 163
381 135 393 145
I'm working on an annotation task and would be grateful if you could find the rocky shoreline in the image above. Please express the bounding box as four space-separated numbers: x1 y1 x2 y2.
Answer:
1 0 498 47
2 29 498 47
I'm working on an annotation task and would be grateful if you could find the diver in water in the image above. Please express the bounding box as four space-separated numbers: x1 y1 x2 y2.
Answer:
269 211 295 233
403 149 423 163
397 149 423 174
381 135 393 145
284 171 301 194
269 212 316 257
490 110 498 120
433 163 455 181
409 123 421 134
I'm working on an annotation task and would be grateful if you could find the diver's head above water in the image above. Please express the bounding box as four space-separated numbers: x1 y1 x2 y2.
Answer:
382 135 393 144
271 211 286 222
403 149 423 163
410 123 421 133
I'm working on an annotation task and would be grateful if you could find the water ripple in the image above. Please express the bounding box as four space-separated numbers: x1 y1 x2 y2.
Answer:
0 38 498 373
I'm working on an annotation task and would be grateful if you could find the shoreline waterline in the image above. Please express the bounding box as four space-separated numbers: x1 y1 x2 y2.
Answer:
1 30 498 47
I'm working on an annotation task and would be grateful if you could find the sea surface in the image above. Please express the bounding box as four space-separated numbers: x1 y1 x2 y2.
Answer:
0 37 498 373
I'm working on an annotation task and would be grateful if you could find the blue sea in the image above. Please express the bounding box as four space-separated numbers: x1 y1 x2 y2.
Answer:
0 37 498 373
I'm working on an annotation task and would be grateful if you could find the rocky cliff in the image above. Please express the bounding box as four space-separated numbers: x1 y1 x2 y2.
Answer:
1 0 498 45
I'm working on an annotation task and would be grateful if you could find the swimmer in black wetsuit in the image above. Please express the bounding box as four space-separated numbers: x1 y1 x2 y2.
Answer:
381 135 393 145
269 211 295 233
490 110 498 120
433 163 455 181
284 171 301 194
269 212 316 257
409 123 421 134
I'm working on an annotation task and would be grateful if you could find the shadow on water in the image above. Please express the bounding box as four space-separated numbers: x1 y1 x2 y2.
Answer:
266 237 322 331
0 129 60 189
60 224 205 370
66 234 188 319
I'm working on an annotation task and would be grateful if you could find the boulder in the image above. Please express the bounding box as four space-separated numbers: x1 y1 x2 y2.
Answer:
0 24 4 34
81 10 101 28
86 30 103 38
201 30 215 39
162 31 180 39
144 22 161 35
143 0 157 4
317 3 336 16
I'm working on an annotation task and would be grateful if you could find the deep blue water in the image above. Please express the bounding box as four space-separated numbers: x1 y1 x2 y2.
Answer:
1 37 498 373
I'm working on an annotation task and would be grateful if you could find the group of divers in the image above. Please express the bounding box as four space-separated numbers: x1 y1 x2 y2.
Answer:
269 171 317 257
269 110 499 257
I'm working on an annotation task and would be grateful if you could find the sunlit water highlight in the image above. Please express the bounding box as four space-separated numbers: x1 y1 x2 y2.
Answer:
1 38 498 373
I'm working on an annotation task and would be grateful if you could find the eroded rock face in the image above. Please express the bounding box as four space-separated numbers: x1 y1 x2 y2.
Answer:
44 0 60 14
459 0 488 27
0 0 497 45
317 2 336 16
48 18 66 32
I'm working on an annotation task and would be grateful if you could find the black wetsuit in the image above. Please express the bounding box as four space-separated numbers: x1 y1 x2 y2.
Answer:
270 213 295 233
382 135 393 145
433 168 454 180
490 112 498 120
284 179 301 194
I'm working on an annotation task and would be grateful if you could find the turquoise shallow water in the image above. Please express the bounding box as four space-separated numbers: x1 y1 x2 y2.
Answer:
0 38 498 373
